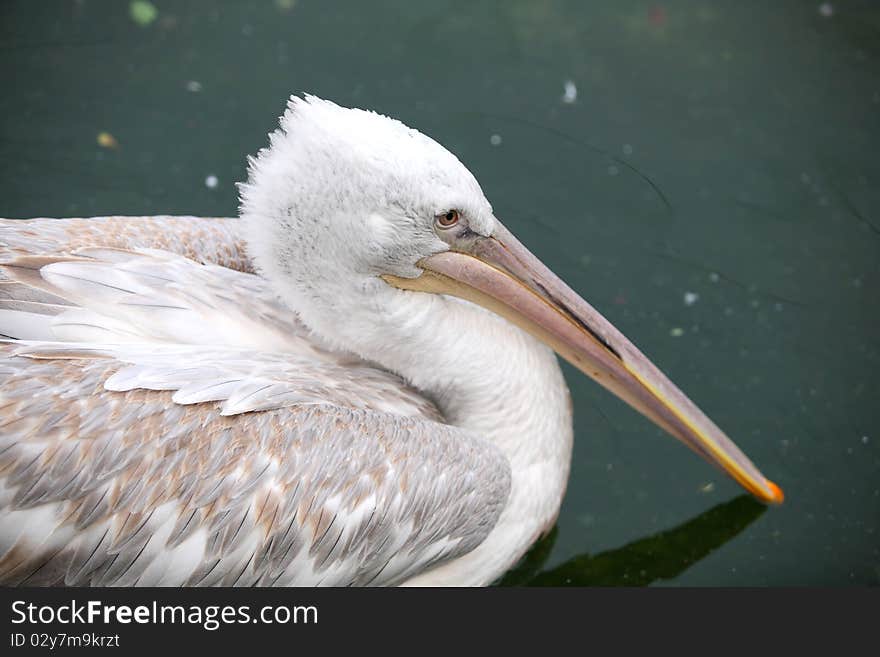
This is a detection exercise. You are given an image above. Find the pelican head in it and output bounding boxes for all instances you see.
[240,95,783,505]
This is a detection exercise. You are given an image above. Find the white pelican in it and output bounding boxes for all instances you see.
[0,96,782,587]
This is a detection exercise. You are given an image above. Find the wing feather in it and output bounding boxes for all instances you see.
[0,216,249,272]
[0,349,510,586]
[0,217,512,586]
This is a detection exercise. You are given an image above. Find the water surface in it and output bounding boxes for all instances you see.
[2,0,878,585]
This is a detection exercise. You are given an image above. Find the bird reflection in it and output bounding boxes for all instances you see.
[499,496,766,586]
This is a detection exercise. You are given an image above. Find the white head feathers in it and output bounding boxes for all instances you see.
[239,95,495,352]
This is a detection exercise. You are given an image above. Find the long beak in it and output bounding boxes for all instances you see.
[384,221,783,504]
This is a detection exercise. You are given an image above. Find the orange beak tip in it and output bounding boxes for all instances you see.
[766,480,785,505]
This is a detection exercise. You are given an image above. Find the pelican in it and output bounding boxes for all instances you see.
[0,96,782,587]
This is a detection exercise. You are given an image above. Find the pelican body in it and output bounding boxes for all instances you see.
[0,96,781,586]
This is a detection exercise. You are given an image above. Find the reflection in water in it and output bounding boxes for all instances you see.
[500,496,766,586]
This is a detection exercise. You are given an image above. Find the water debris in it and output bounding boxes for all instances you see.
[622,144,633,156]
[561,80,577,104]
[275,0,297,10]
[863,436,870,445]
[700,482,716,494]
[129,1,158,27]
[708,272,720,283]
[683,291,699,306]
[670,327,685,337]
[649,5,668,28]
[818,3,834,18]
[96,132,118,149]
[489,134,502,146]
[473,111,673,215]
[205,175,219,189]
[607,165,619,176]
[185,80,203,93]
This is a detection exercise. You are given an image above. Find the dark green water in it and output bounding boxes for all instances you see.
[2,0,878,585]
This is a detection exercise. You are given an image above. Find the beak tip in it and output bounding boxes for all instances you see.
[765,480,785,505]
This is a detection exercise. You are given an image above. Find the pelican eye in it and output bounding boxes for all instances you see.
[435,209,460,228]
